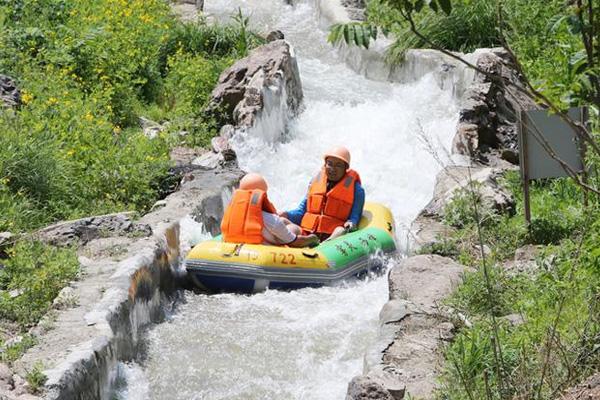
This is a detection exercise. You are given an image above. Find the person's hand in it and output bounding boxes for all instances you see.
[307,234,320,247]
[343,221,355,232]
[278,211,288,218]
[325,226,346,241]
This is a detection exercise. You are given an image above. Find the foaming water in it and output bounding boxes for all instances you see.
[142,266,392,400]
[125,0,459,398]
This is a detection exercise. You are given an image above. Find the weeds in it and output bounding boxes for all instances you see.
[25,361,47,393]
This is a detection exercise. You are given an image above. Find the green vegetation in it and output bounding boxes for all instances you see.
[0,0,260,352]
[437,176,600,399]
[330,0,600,398]
[25,361,48,393]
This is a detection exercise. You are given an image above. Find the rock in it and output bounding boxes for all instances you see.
[219,124,235,139]
[389,255,465,307]
[352,255,465,399]
[169,147,205,168]
[207,40,303,129]
[409,214,456,253]
[502,313,525,327]
[266,30,284,42]
[502,244,543,276]
[0,75,21,109]
[150,200,167,212]
[8,289,23,299]
[18,394,41,400]
[0,232,13,258]
[452,48,538,165]
[210,136,231,153]
[0,363,13,386]
[52,286,78,310]
[341,0,366,21]
[561,373,600,400]
[139,117,164,139]
[346,375,395,400]
[421,165,515,219]
[192,152,223,169]
[35,212,149,246]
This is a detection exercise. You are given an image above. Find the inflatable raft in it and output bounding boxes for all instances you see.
[185,202,396,293]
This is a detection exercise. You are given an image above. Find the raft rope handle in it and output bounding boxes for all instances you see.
[302,251,319,258]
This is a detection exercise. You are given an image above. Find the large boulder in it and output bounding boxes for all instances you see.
[452,48,538,165]
[207,40,303,130]
[421,165,515,219]
[0,75,21,109]
[350,255,466,399]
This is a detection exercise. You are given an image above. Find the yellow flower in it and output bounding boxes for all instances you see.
[66,149,76,156]
[47,97,58,106]
[21,92,33,104]
[84,112,94,122]
[113,126,122,134]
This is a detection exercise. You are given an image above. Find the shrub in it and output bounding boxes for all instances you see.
[0,240,78,327]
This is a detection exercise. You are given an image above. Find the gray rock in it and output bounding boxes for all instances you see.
[266,30,284,42]
[389,255,465,307]
[0,363,13,386]
[192,152,224,169]
[341,0,366,21]
[421,165,515,219]
[352,255,465,399]
[452,49,538,165]
[346,375,395,400]
[52,287,78,310]
[169,147,205,168]
[502,313,525,327]
[35,212,150,246]
[502,244,543,276]
[138,117,164,139]
[208,40,303,129]
[210,136,231,153]
[0,75,21,109]
[0,232,13,258]
[409,214,456,253]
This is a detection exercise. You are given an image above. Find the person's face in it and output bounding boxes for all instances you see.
[324,157,347,183]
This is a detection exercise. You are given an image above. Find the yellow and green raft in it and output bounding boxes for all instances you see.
[185,202,397,293]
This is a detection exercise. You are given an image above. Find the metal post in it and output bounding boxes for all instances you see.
[581,107,589,208]
[519,110,532,225]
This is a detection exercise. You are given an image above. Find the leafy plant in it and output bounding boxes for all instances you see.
[328,22,379,49]
[25,361,47,393]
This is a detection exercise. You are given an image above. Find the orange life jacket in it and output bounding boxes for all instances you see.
[221,189,277,244]
[300,168,361,235]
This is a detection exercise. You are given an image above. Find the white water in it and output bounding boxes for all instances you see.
[118,0,460,398]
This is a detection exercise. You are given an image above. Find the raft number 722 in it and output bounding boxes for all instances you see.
[270,252,297,265]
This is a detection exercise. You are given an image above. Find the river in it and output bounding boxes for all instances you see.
[117,0,459,398]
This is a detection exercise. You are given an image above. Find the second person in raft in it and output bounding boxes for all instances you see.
[221,173,320,248]
[280,146,365,241]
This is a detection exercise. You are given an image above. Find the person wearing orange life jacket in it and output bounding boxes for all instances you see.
[280,146,365,241]
[221,173,320,247]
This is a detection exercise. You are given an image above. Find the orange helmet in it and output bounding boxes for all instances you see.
[239,173,268,192]
[323,146,351,166]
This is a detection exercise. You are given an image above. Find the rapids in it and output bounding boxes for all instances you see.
[118,0,459,398]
